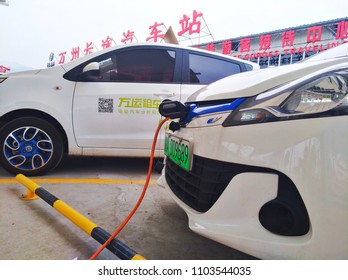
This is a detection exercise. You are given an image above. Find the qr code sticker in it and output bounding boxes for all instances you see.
[98,98,114,113]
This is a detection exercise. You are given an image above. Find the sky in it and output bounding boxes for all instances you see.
[1,0,348,70]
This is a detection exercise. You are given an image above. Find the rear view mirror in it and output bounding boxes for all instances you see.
[82,62,100,73]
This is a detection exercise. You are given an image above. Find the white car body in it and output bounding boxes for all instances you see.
[0,43,258,175]
[157,43,348,259]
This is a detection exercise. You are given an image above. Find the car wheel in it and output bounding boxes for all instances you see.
[0,117,64,176]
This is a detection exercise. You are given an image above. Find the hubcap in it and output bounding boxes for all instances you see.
[3,126,53,171]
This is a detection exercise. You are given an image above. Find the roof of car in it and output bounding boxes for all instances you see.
[59,42,258,72]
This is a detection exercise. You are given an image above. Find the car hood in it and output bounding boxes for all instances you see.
[1,65,65,80]
[188,57,348,102]
[1,68,42,78]
[303,41,348,61]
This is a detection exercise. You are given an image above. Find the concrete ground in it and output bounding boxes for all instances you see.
[0,156,256,260]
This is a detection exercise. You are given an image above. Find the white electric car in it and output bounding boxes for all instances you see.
[0,43,258,176]
[158,43,348,259]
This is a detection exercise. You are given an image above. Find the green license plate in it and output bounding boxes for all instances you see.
[164,133,192,171]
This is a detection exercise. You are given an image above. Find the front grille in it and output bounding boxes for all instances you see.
[165,155,275,213]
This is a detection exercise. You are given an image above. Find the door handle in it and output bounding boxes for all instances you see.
[154,91,176,98]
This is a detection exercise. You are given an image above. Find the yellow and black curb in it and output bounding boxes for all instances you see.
[16,174,146,260]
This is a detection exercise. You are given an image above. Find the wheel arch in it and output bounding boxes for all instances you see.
[0,109,69,154]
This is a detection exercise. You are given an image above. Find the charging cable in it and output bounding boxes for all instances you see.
[89,117,170,260]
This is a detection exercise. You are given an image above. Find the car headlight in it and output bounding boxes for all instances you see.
[223,70,348,126]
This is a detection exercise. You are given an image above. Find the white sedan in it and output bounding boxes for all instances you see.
[158,43,348,259]
[0,43,258,176]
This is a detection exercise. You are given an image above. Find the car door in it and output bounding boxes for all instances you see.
[70,46,182,151]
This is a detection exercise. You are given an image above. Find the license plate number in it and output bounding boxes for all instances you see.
[164,133,192,171]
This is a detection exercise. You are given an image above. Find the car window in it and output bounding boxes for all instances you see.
[69,48,177,83]
[97,49,175,83]
[245,63,254,71]
[188,53,242,84]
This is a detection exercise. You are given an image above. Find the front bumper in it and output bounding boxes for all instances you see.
[157,116,348,259]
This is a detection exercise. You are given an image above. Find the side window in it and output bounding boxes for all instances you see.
[98,49,176,83]
[188,53,241,84]
[245,64,254,71]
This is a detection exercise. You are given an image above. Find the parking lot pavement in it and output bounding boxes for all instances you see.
[0,156,256,260]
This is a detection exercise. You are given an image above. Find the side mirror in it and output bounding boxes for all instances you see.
[82,62,100,73]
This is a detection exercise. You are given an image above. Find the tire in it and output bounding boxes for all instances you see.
[0,117,64,176]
